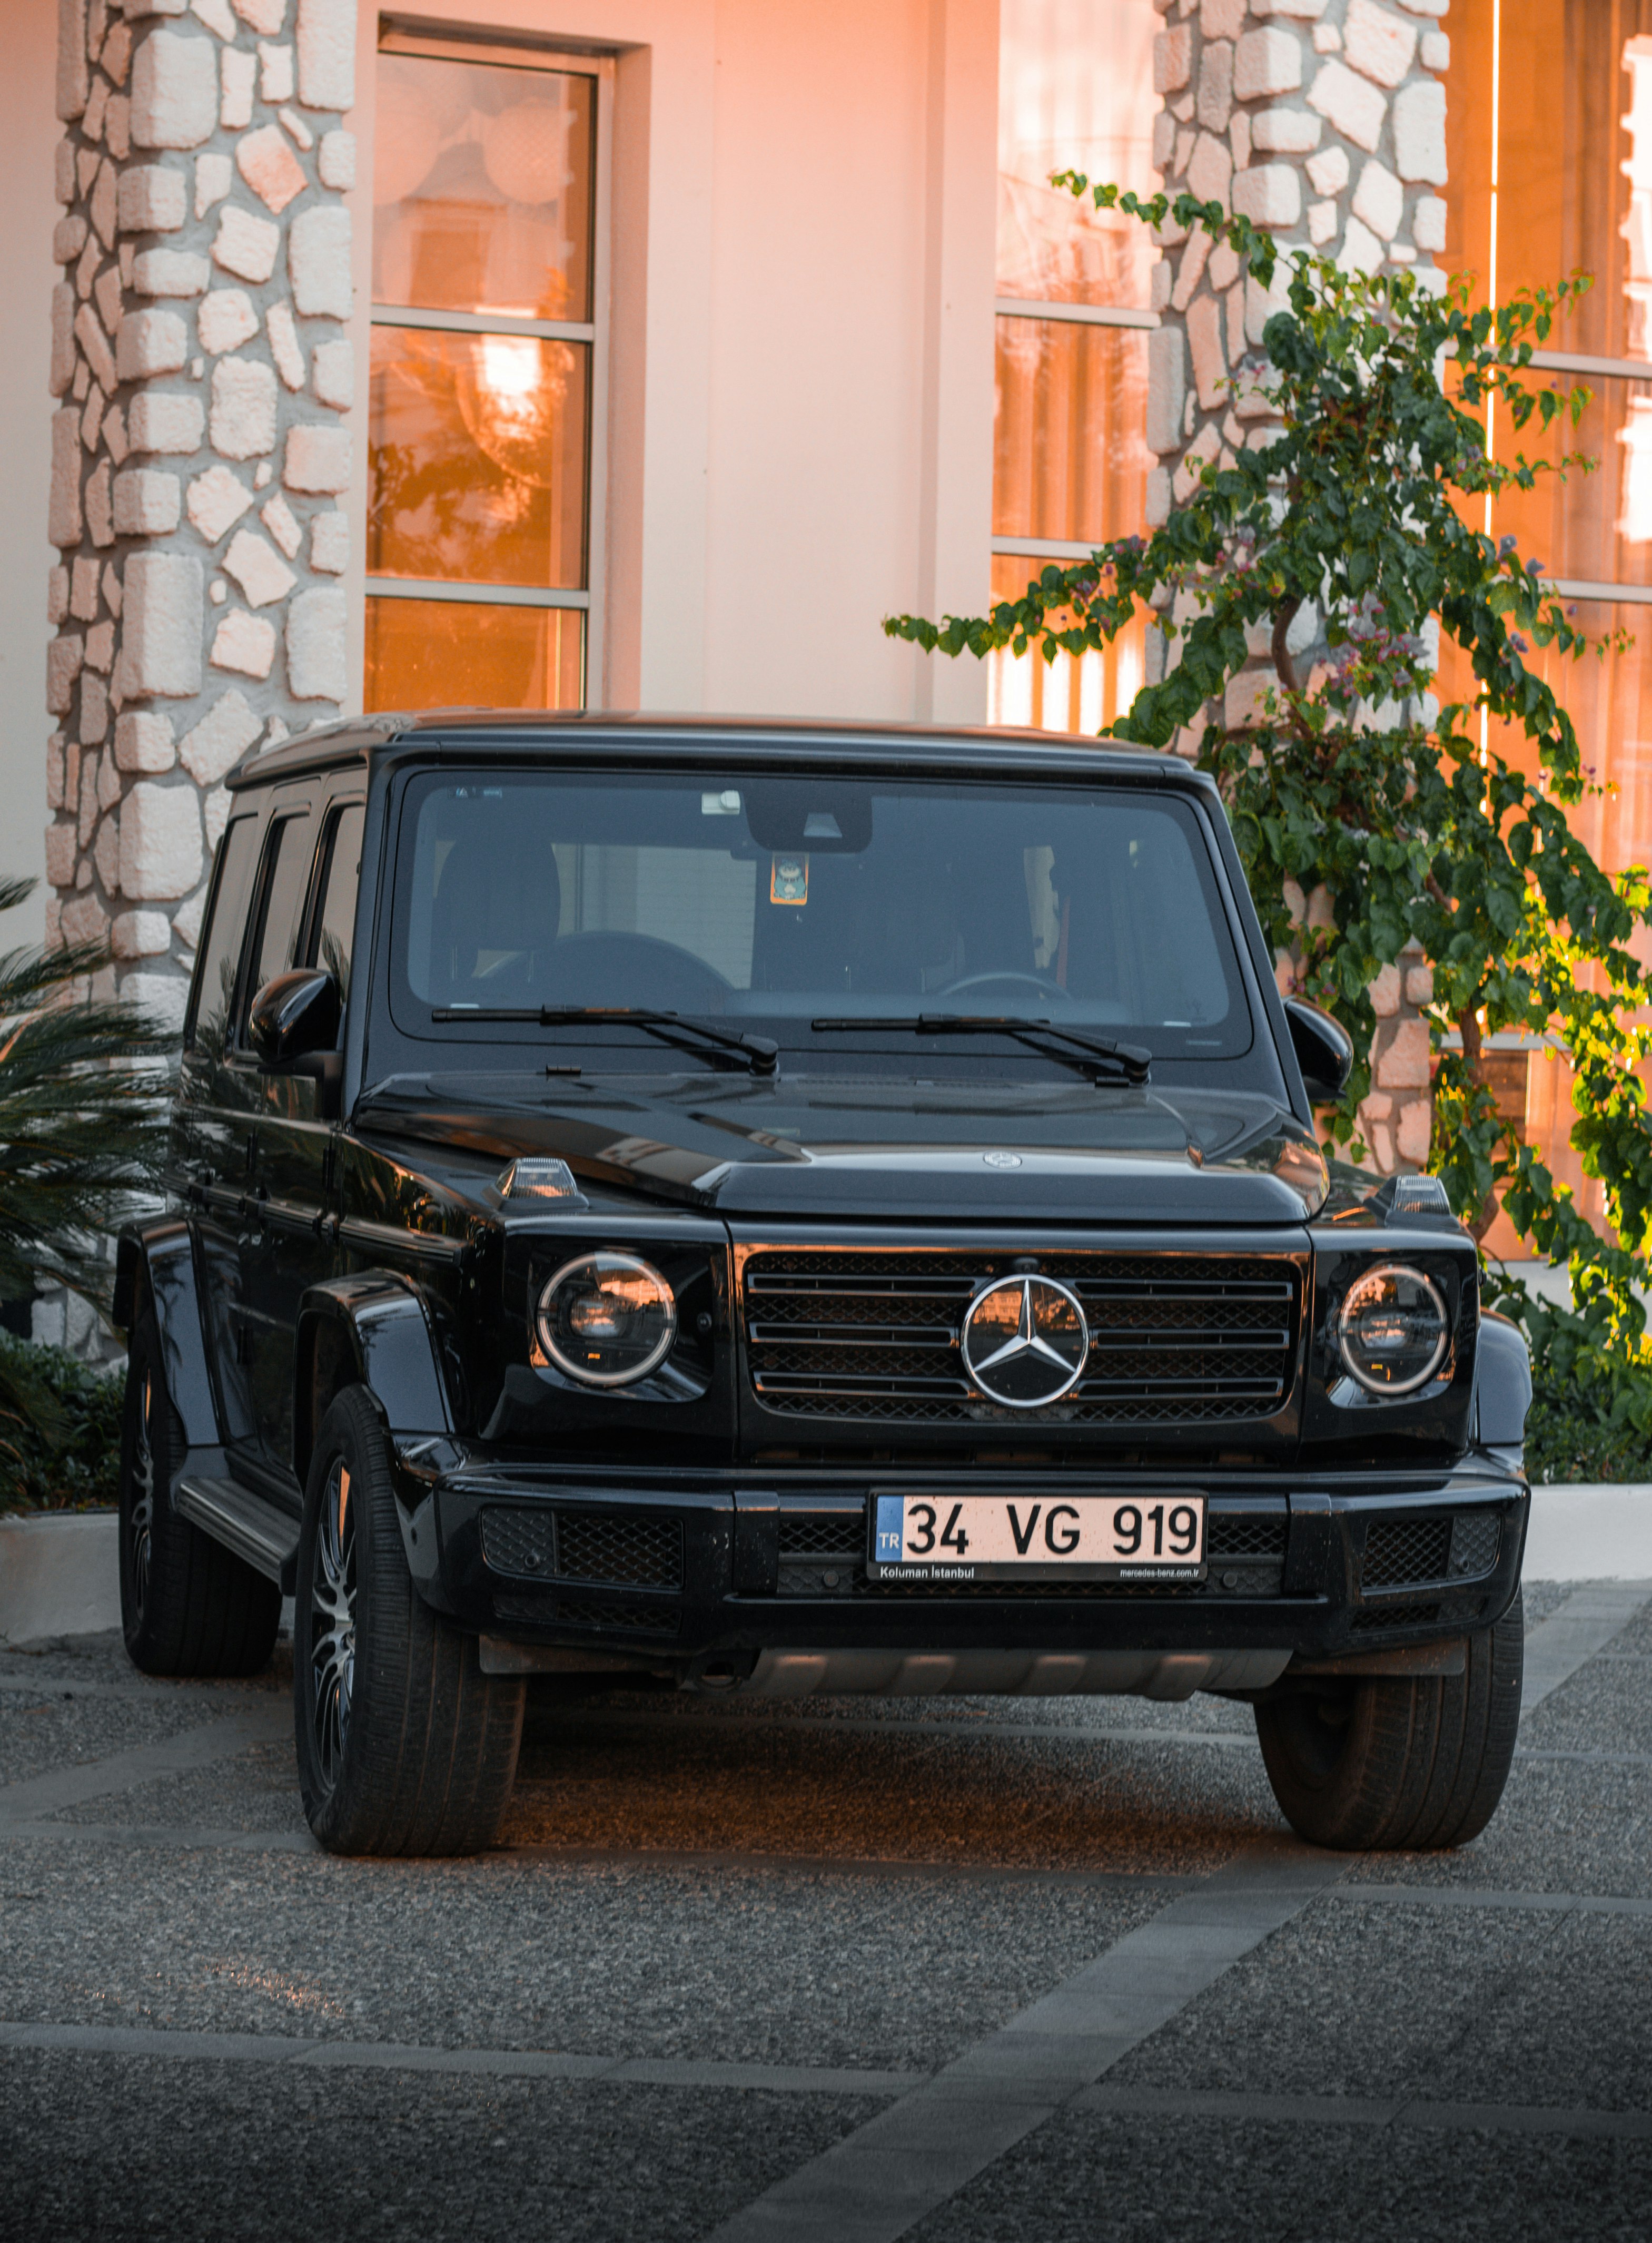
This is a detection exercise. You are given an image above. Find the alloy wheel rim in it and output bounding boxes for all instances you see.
[128,1371,155,1623]
[310,1460,357,1789]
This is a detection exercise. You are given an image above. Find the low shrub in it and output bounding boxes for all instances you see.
[0,1331,123,1514]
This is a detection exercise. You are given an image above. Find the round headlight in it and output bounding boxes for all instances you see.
[536,1253,677,1386]
[1337,1264,1450,1395]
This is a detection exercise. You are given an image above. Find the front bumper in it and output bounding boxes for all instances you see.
[394,1444,1529,1690]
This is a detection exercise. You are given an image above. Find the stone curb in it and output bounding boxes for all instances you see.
[2,1488,1649,1649]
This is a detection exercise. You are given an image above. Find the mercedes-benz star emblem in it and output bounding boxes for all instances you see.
[983,1151,1022,1169]
[960,1275,1089,1409]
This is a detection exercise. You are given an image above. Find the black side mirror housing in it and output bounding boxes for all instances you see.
[249,969,341,1074]
[1283,996,1355,1105]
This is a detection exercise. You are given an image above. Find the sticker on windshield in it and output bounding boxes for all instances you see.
[770,855,809,906]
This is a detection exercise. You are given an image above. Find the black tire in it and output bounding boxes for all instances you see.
[1255,1592,1524,1852]
[118,1293,281,1678]
[293,1386,524,1856]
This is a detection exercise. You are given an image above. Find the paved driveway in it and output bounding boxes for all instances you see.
[2,1580,1649,2241]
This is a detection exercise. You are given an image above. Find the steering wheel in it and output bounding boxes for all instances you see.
[933,971,1076,1007]
[546,932,734,1012]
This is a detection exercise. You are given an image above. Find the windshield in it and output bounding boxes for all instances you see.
[389,768,1252,1057]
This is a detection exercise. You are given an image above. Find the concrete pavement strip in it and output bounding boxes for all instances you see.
[1520,1580,1652,1710]
[1074,2083,1652,2140]
[0,1705,290,1834]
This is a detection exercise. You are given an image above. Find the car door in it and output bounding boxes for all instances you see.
[244,792,365,1493]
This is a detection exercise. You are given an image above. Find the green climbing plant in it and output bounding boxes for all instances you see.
[887,183,1652,1470]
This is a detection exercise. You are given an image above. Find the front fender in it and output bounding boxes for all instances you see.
[1472,1309,1533,1451]
[114,1222,221,1451]
[293,1271,453,1487]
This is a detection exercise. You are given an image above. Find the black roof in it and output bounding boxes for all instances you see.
[224,708,1210,796]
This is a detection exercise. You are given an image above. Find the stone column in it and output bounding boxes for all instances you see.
[1149,0,1447,1175]
[45,0,358,1029]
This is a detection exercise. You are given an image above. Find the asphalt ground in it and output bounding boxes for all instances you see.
[1,1579,1649,2242]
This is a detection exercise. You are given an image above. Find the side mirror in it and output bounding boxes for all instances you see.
[1283,996,1354,1105]
[249,968,341,1070]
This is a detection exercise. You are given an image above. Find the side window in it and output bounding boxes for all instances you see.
[237,813,316,1043]
[308,802,365,1004]
[185,815,260,1056]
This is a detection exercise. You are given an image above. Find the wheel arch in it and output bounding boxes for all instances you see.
[114,1221,221,1451]
[293,1272,454,1489]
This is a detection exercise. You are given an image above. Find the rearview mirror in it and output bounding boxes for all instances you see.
[249,969,341,1070]
[1283,997,1354,1105]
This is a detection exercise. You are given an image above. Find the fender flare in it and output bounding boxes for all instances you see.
[1472,1308,1532,1449]
[114,1222,221,1451]
[293,1271,453,1488]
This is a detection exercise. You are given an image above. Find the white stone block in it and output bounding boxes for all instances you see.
[113,467,182,534]
[1230,111,1252,170]
[58,0,89,121]
[1146,326,1186,456]
[258,39,293,100]
[1198,41,1234,133]
[222,527,296,607]
[266,301,305,389]
[210,355,278,458]
[133,247,209,296]
[1394,1098,1431,1165]
[116,306,187,379]
[1307,59,1388,153]
[212,203,281,284]
[1153,110,1176,171]
[1188,291,1228,408]
[55,139,76,206]
[1352,158,1404,240]
[63,896,112,955]
[238,120,306,214]
[107,94,132,163]
[94,263,125,337]
[103,564,122,621]
[50,284,76,398]
[1251,107,1323,152]
[119,551,203,699]
[117,163,187,233]
[50,568,73,628]
[1404,962,1433,1005]
[54,213,88,265]
[1172,419,1221,503]
[286,584,346,700]
[131,28,218,149]
[120,780,203,899]
[50,410,82,548]
[127,389,204,452]
[179,686,261,783]
[195,149,231,218]
[172,883,209,949]
[1232,163,1302,226]
[1306,144,1351,196]
[47,635,83,718]
[1234,27,1302,99]
[1339,214,1384,272]
[204,786,233,850]
[280,104,314,149]
[1370,962,1401,1017]
[1309,198,1337,244]
[295,0,353,110]
[112,909,172,958]
[1224,668,1277,729]
[191,0,238,37]
[115,710,176,772]
[220,43,255,130]
[94,806,122,891]
[86,620,117,675]
[1245,265,1293,346]
[81,381,107,455]
[1412,194,1447,252]
[1314,22,1342,50]
[316,127,353,188]
[1374,1015,1429,1089]
[1186,131,1232,208]
[309,509,347,573]
[310,333,351,409]
[1201,0,1246,36]
[1252,0,1329,15]
[1420,29,1449,70]
[44,823,79,890]
[260,491,302,557]
[233,0,290,32]
[211,607,277,678]
[85,460,113,549]
[1172,231,1211,312]
[1154,25,1193,92]
[74,303,117,394]
[1342,0,1417,87]
[197,288,258,355]
[91,160,120,251]
[1393,78,1447,182]
[187,461,256,542]
[282,420,350,492]
[288,203,351,317]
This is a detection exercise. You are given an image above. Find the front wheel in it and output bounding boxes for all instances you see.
[293,1386,524,1856]
[1255,1593,1524,1851]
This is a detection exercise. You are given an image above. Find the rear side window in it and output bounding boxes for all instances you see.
[185,815,260,1055]
[308,801,365,1000]
[239,812,316,1037]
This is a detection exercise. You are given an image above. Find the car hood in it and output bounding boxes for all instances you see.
[355,1072,1330,1224]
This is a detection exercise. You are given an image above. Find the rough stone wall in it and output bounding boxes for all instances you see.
[1148,0,1446,1174]
[45,0,357,1033]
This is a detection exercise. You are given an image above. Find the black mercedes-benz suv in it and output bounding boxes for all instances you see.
[114,714,1531,1857]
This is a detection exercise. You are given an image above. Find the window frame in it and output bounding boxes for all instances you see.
[365,26,616,705]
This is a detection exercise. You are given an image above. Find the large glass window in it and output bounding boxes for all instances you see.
[991,0,1160,734]
[365,32,607,713]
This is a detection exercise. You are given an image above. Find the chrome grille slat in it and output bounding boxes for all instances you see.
[743,1248,1300,1427]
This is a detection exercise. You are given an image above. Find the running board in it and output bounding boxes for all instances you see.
[175,1475,300,1592]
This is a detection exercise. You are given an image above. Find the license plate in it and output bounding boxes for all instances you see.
[867,1493,1206,1583]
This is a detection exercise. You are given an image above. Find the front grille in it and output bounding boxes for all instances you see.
[1350,1601,1441,1631]
[1210,1512,1289,1560]
[743,1250,1300,1427]
[1450,1513,1500,1578]
[480,1505,684,1590]
[778,1514,866,1557]
[1362,1515,1452,1589]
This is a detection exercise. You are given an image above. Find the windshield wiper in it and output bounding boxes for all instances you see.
[429,1006,779,1076]
[810,1014,1151,1085]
